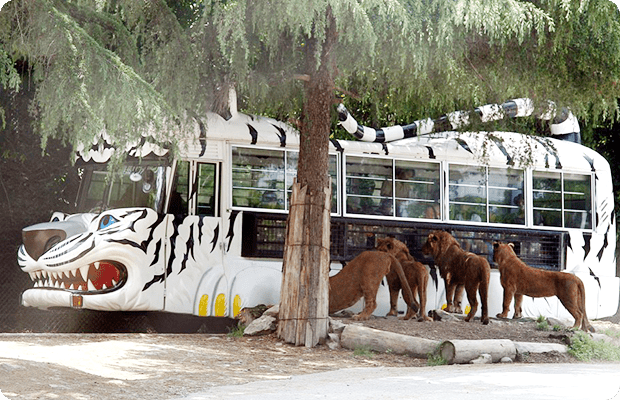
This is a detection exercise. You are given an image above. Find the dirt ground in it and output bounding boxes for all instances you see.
[1,311,620,400]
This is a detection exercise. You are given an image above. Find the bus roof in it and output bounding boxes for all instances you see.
[77,110,608,174]
[331,130,606,173]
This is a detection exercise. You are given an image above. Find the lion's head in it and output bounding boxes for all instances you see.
[422,230,459,258]
[492,241,516,265]
[376,237,412,262]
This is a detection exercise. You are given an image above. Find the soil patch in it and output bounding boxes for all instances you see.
[1,312,619,400]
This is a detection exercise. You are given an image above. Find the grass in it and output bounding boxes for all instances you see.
[535,315,550,331]
[227,324,245,338]
[426,343,448,366]
[568,331,620,362]
[426,352,448,366]
[353,345,375,358]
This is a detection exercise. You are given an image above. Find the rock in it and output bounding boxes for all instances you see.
[429,309,461,322]
[590,333,613,343]
[469,354,492,364]
[500,356,514,363]
[243,315,277,336]
[263,304,279,318]
[326,333,341,350]
[546,317,572,329]
[329,318,346,334]
[236,304,274,326]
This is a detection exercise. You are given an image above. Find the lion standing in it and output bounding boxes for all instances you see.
[329,251,417,321]
[422,231,490,325]
[493,241,594,332]
[376,237,431,321]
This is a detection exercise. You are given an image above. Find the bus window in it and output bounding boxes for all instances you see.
[564,173,591,229]
[231,146,339,213]
[488,168,525,225]
[286,151,298,206]
[83,170,108,212]
[346,156,392,216]
[287,151,339,213]
[393,161,440,219]
[169,161,190,216]
[197,163,218,217]
[533,171,562,227]
[449,165,487,222]
[329,155,339,213]
[232,147,285,210]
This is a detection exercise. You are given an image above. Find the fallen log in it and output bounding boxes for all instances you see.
[340,324,439,358]
[513,341,567,354]
[439,339,516,364]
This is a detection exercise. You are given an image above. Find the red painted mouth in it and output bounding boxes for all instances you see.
[28,261,127,293]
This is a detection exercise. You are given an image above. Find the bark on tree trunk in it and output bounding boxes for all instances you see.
[277,8,336,347]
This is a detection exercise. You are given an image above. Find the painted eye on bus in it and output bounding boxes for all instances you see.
[98,215,119,230]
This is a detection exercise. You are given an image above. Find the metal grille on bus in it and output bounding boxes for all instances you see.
[241,212,566,272]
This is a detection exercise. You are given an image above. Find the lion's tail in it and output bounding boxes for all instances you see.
[479,266,490,325]
[390,255,418,314]
[578,278,595,333]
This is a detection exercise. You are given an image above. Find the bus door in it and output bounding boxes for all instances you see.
[164,160,226,317]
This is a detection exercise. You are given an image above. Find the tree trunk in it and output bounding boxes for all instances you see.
[277,8,336,347]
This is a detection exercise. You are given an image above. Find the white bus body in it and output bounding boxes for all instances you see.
[18,107,618,323]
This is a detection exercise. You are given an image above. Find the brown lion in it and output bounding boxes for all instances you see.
[422,230,490,324]
[329,251,417,321]
[493,242,594,332]
[376,237,431,321]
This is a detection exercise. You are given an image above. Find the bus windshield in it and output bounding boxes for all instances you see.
[76,161,168,214]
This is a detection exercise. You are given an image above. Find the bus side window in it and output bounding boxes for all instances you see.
[197,163,217,217]
[169,161,190,216]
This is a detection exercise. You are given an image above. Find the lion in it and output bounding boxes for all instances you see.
[376,237,431,321]
[329,250,417,321]
[422,230,490,324]
[493,241,594,332]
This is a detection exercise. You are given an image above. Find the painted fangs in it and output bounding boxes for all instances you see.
[79,265,89,281]
[28,261,123,293]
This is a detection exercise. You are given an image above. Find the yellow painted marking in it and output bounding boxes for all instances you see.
[198,294,209,316]
[215,293,226,317]
[233,295,242,317]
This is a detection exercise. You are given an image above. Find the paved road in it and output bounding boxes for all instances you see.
[174,363,620,400]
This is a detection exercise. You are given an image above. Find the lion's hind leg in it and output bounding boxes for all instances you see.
[512,293,523,319]
[463,282,479,323]
[385,271,401,317]
[352,276,384,321]
[353,288,379,321]
[417,273,432,322]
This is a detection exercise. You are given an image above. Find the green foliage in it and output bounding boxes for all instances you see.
[2,0,620,162]
[0,0,208,164]
[353,345,375,358]
[568,331,620,362]
[227,323,246,338]
[535,315,551,331]
[427,352,448,366]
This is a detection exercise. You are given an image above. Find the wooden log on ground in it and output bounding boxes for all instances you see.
[340,324,439,358]
[439,339,516,364]
[513,341,567,354]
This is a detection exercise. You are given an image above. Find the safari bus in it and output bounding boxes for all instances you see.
[17,98,619,327]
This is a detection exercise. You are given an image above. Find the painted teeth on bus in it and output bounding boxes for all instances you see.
[17,99,618,324]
